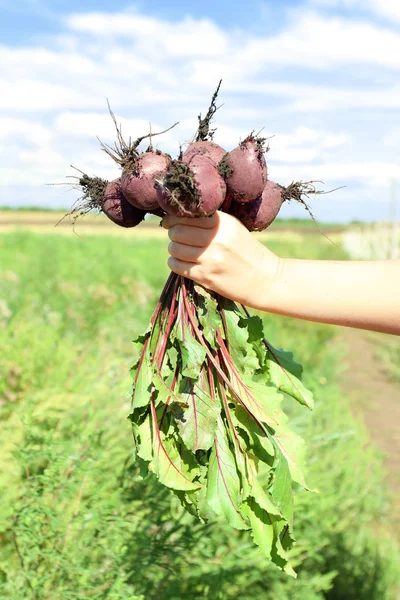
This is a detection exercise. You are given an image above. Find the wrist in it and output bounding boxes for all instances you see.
[246,247,284,312]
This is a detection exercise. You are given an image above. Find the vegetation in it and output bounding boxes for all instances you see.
[0,229,398,599]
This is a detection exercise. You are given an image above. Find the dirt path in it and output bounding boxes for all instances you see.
[339,328,400,532]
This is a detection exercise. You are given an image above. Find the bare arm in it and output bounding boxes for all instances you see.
[162,211,400,336]
[266,257,400,335]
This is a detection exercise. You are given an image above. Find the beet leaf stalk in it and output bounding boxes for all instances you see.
[129,275,314,577]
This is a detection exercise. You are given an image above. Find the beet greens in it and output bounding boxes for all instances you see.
[130,274,313,577]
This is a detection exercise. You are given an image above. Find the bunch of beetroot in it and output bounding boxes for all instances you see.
[63,83,322,577]
[66,82,320,231]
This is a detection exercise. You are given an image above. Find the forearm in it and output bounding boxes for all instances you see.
[261,258,400,335]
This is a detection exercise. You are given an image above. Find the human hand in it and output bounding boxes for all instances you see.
[162,211,281,310]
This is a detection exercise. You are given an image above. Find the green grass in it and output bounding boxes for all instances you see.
[0,231,398,599]
[268,217,346,231]
[373,335,400,383]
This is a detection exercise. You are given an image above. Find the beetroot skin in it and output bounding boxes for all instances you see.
[182,141,226,167]
[121,152,171,211]
[156,154,226,217]
[103,179,147,228]
[224,137,267,203]
[230,180,283,231]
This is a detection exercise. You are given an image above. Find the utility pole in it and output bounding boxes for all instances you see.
[390,179,398,259]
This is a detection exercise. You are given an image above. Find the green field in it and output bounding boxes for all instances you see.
[0,227,399,599]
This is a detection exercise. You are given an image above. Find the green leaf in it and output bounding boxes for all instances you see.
[166,344,178,369]
[149,401,201,491]
[240,497,279,560]
[267,345,314,410]
[176,325,207,380]
[223,309,259,374]
[133,413,153,462]
[132,327,151,350]
[152,369,181,406]
[234,405,274,461]
[206,416,248,530]
[138,456,150,479]
[271,528,297,578]
[230,374,285,431]
[241,496,296,577]
[172,489,205,521]
[249,476,282,517]
[272,423,309,490]
[245,315,264,343]
[176,376,220,452]
[195,286,222,349]
[268,444,294,528]
[131,351,153,409]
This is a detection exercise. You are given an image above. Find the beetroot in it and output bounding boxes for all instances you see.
[102,179,147,227]
[61,173,146,228]
[182,141,226,167]
[222,135,267,203]
[229,179,325,232]
[121,151,171,211]
[156,154,226,218]
[230,180,283,231]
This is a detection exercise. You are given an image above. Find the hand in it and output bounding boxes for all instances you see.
[162,211,281,310]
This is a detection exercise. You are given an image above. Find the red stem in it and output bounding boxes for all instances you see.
[180,284,270,435]
[214,352,245,454]
[156,276,179,369]
[216,329,279,427]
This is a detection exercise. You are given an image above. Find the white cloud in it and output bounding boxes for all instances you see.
[66,12,229,57]
[0,79,94,111]
[383,127,400,147]
[270,161,400,190]
[0,118,52,146]
[309,0,400,23]
[54,112,169,143]
[371,0,400,23]
[269,127,350,163]
[245,12,400,70]
[286,84,400,111]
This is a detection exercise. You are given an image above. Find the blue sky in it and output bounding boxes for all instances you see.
[1,0,400,221]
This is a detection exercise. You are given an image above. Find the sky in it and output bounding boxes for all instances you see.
[1,0,400,222]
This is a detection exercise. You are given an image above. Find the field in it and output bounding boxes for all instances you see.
[0,212,399,599]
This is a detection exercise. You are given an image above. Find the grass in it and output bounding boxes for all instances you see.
[371,333,400,383]
[0,229,399,599]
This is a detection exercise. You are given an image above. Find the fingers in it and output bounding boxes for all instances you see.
[167,256,203,280]
[162,213,219,230]
[167,224,214,247]
[168,241,203,263]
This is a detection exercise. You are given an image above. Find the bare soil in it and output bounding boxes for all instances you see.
[339,327,400,533]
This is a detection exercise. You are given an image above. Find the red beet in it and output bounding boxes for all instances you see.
[222,136,267,203]
[102,179,147,228]
[182,141,226,167]
[230,180,283,231]
[121,151,171,211]
[156,155,226,218]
